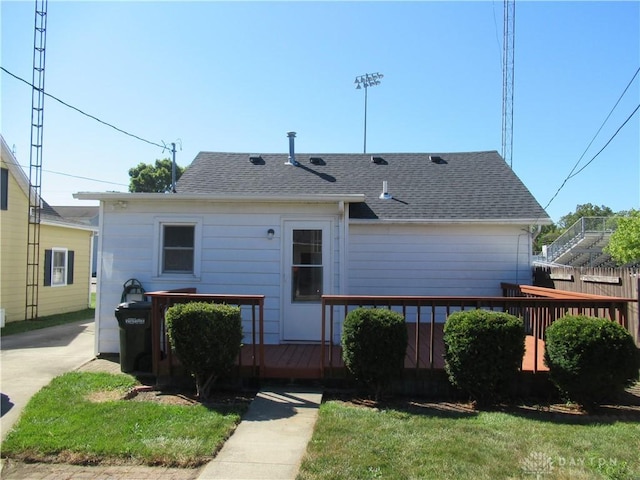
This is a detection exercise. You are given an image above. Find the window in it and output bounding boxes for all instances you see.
[291,229,323,302]
[1,167,8,210]
[44,248,74,287]
[153,218,201,278]
[162,225,195,274]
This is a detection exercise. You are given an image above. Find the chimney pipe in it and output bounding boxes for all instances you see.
[286,131,299,166]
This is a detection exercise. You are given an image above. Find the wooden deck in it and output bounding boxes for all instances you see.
[147,288,631,381]
[239,323,548,380]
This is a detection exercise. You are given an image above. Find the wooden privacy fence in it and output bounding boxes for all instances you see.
[146,289,265,378]
[533,266,639,346]
[321,293,634,375]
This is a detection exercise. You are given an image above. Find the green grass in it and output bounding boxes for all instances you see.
[1,307,95,337]
[1,372,245,467]
[298,401,640,480]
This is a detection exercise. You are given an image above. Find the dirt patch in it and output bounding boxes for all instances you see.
[85,385,254,408]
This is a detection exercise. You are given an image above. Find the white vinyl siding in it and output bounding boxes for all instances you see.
[95,200,341,353]
[348,223,531,298]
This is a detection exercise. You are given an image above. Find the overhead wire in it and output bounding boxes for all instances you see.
[1,66,165,150]
[35,165,128,187]
[541,66,640,212]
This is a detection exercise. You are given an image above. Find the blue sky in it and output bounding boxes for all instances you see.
[1,1,638,223]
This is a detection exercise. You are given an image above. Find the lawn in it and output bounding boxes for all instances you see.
[1,305,95,337]
[298,400,640,480]
[1,372,246,467]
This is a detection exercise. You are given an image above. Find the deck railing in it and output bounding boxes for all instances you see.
[145,287,633,379]
[146,289,265,378]
[321,291,633,375]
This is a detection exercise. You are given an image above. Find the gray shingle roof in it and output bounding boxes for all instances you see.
[176,151,549,221]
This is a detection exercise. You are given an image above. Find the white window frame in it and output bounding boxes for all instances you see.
[51,248,68,287]
[152,217,202,280]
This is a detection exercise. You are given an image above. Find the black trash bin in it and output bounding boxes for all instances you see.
[115,301,152,373]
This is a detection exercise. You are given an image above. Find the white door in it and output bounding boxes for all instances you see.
[283,221,331,341]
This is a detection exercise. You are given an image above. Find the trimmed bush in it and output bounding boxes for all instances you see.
[165,302,243,400]
[341,307,408,399]
[443,309,525,405]
[544,315,639,409]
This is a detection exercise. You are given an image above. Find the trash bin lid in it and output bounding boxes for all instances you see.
[115,301,152,311]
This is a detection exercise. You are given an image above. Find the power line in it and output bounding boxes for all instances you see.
[542,102,640,212]
[1,65,165,150]
[39,166,129,187]
[541,66,640,213]
[567,103,640,180]
[559,66,640,184]
[6,156,129,187]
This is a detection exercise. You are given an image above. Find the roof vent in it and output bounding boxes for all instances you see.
[249,155,264,165]
[309,156,325,165]
[379,180,392,200]
[371,156,386,164]
[285,131,299,166]
[429,155,446,164]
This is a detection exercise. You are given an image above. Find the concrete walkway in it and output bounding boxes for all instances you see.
[0,322,323,479]
[198,387,323,480]
[1,319,95,441]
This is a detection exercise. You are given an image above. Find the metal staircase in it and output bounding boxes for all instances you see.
[544,217,617,267]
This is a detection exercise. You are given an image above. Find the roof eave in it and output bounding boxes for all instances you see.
[40,217,98,232]
[73,192,366,203]
[350,217,553,225]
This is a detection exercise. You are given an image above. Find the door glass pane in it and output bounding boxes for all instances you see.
[292,229,323,302]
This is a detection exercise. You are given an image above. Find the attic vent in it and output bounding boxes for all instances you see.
[379,180,392,200]
[371,156,386,164]
[249,155,264,165]
[429,155,446,164]
[309,157,325,165]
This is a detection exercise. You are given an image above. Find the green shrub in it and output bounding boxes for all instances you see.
[165,302,243,400]
[443,309,525,405]
[341,307,408,399]
[544,315,639,409]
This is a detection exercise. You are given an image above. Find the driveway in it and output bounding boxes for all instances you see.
[1,320,95,440]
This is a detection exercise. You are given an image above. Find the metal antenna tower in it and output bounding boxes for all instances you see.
[502,0,515,169]
[25,0,48,320]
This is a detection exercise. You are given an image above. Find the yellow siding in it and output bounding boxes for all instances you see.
[0,156,93,322]
[0,157,29,322]
[37,224,93,317]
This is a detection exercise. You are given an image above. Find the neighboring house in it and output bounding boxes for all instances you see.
[0,136,96,325]
[76,133,551,354]
[51,206,100,275]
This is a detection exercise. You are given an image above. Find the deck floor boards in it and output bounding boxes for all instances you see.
[238,323,548,379]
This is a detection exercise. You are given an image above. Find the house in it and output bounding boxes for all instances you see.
[51,205,100,276]
[76,133,551,354]
[0,136,96,325]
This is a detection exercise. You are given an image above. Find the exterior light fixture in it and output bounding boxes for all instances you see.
[354,72,384,153]
[267,228,275,240]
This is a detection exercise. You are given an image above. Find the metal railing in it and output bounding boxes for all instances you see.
[546,216,617,262]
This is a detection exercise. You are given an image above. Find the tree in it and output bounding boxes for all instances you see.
[533,224,561,254]
[605,209,640,265]
[128,158,185,193]
[558,203,614,229]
